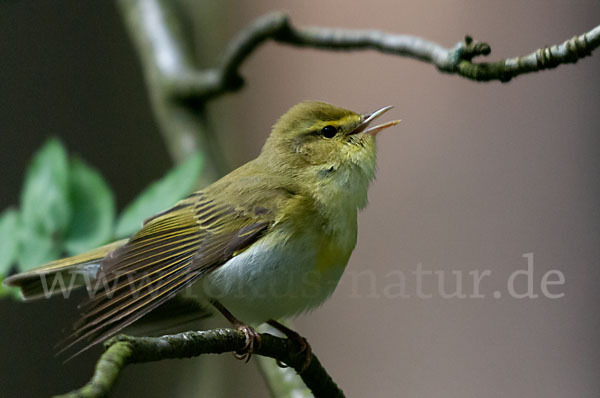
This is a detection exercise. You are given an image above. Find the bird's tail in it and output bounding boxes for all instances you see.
[3,239,128,301]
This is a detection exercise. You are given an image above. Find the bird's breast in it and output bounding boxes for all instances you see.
[199,216,357,323]
[314,224,356,273]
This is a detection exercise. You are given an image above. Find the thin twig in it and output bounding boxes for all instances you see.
[53,328,344,398]
[116,0,600,181]
[166,12,600,101]
[117,3,600,171]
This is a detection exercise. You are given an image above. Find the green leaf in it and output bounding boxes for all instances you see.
[115,153,203,238]
[20,138,70,237]
[0,208,20,276]
[18,138,70,270]
[64,158,115,255]
[17,228,61,271]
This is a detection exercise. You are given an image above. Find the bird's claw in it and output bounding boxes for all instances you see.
[277,334,312,372]
[234,324,261,363]
[292,335,312,372]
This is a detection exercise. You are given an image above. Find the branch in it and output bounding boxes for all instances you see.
[116,0,227,182]
[53,328,344,398]
[168,12,600,102]
[117,2,599,172]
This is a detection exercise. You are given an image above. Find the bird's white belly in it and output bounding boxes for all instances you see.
[197,229,350,323]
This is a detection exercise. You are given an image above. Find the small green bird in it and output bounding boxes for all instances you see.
[5,101,399,365]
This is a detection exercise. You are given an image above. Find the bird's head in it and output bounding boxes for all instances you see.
[260,101,399,209]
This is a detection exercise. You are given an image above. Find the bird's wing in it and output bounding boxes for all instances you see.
[59,187,281,357]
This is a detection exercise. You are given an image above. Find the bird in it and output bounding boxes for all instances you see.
[4,101,400,367]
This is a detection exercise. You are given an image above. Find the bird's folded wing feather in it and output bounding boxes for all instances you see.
[59,188,278,357]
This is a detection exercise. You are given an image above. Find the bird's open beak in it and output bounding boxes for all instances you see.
[349,105,401,136]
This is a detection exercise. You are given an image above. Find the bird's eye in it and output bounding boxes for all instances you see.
[321,125,337,138]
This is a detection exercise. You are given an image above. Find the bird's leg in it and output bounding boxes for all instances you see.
[210,300,261,362]
[267,319,312,372]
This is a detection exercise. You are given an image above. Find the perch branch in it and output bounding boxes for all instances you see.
[54,328,343,398]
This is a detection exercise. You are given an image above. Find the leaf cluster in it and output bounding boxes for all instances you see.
[0,139,203,297]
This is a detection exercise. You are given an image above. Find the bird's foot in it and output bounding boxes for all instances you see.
[233,322,262,363]
[268,320,312,372]
[210,300,262,363]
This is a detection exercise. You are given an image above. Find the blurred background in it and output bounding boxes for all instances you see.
[1,0,599,397]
